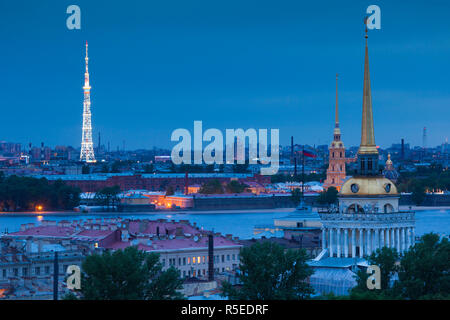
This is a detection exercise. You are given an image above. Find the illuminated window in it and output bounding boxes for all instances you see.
[193,257,196,264]
[187,257,190,264]
[197,256,201,264]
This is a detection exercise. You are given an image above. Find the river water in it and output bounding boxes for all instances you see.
[0,209,449,240]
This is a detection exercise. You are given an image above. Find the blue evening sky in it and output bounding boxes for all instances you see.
[1,0,449,150]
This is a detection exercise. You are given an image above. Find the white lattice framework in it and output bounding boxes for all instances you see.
[80,41,96,163]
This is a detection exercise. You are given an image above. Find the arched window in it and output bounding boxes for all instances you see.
[347,204,364,213]
[384,203,394,213]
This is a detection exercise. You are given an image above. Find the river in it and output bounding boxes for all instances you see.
[0,209,449,240]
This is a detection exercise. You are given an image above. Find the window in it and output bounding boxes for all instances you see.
[202,256,205,263]
[187,257,190,264]
[35,267,40,276]
[183,257,186,266]
[45,266,50,274]
[197,256,201,264]
[221,255,225,263]
[178,258,181,265]
[14,268,18,277]
[193,257,196,264]
[232,254,235,260]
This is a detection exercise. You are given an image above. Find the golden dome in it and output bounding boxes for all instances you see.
[340,176,398,196]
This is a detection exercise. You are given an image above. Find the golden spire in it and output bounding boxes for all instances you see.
[358,18,378,155]
[335,73,339,127]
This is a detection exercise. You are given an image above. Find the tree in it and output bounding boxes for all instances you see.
[221,242,314,300]
[143,164,154,173]
[225,180,248,194]
[350,247,399,299]
[79,246,184,300]
[317,187,338,205]
[233,164,250,173]
[290,188,302,205]
[199,179,224,194]
[393,233,450,299]
[411,185,426,206]
[94,186,121,210]
[0,175,80,211]
[82,165,90,174]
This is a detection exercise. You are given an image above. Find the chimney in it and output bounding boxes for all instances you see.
[208,233,214,281]
[401,138,405,159]
[291,136,294,164]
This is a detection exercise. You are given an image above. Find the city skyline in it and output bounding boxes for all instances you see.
[1,1,450,150]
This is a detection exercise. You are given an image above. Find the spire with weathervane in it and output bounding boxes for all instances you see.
[323,73,347,191]
[357,18,379,176]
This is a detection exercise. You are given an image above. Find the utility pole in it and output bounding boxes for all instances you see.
[53,251,59,300]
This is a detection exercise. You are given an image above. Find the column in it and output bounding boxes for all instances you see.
[336,228,341,258]
[395,228,400,253]
[344,229,349,257]
[401,228,406,254]
[351,228,356,258]
[406,227,410,250]
[329,228,334,257]
[375,229,380,252]
[389,228,393,248]
[380,228,385,248]
[359,228,364,258]
[322,228,326,250]
[367,229,372,256]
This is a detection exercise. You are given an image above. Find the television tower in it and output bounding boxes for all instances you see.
[80,41,96,162]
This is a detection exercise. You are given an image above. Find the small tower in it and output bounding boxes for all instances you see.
[80,41,96,163]
[323,74,347,191]
[383,153,399,183]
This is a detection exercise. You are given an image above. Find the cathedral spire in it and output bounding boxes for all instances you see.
[358,18,378,155]
[335,73,339,128]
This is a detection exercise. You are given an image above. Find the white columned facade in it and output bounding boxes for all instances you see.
[406,227,410,249]
[359,229,364,258]
[380,228,385,248]
[351,229,356,258]
[401,227,406,253]
[395,228,400,252]
[329,228,334,257]
[336,228,341,258]
[344,229,348,257]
